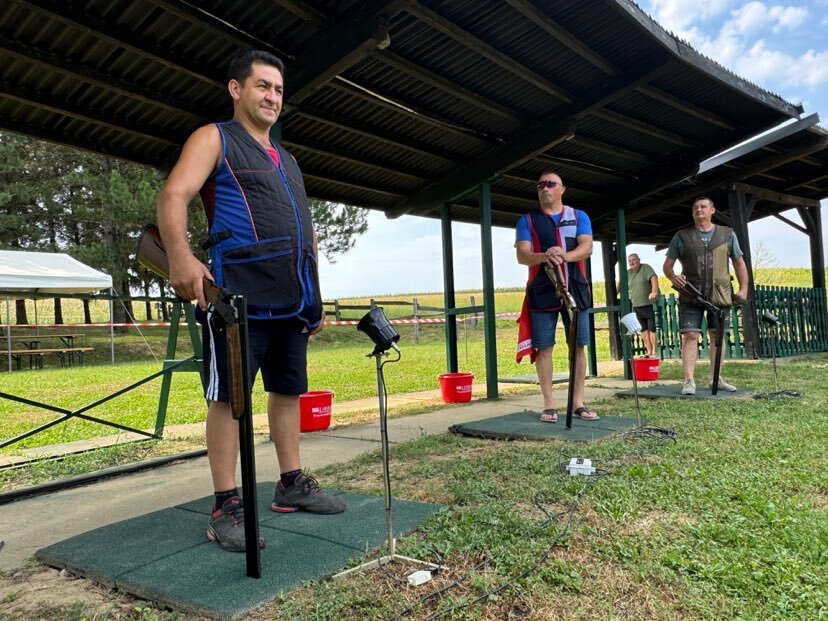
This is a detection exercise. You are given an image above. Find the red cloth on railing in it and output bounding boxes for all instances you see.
[516,295,536,364]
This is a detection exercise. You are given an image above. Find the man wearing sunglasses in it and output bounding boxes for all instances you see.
[515,172,597,423]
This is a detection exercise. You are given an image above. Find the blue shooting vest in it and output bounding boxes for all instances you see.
[526,206,591,311]
[199,120,322,326]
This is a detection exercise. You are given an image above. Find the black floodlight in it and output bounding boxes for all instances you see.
[761,311,780,326]
[357,307,400,355]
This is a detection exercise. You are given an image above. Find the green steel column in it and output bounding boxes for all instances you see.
[155,301,183,437]
[479,182,499,399]
[616,208,632,379]
[440,204,458,373]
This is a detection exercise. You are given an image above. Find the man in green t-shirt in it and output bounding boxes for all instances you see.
[626,254,660,357]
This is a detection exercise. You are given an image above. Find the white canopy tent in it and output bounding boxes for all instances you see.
[1,250,114,371]
[0,250,112,293]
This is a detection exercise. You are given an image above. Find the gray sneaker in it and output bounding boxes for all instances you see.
[681,379,696,395]
[710,377,737,392]
[271,473,346,514]
[206,496,265,552]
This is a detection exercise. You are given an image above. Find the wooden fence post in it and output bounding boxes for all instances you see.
[413,297,420,343]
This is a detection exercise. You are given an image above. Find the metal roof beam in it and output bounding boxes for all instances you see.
[326,79,498,143]
[591,109,698,147]
[772,212,808,234]
[13,0,225,88]
[637,85,734,130]
[287,13,392,105]
[386,61,671,218]
[0,38,208,121]
[371,50,524,123]
[0,82,180,145]
[270,0,331,27]
[295,107,462,162]
[536,154,638,180]
[503,0,618,75]
[283,139,429,182]
[301,172,406,198]
[149,0,293,59]
[405,3,573,102]
[625,137,828,221]
[784,173,828,192]
[699,114,820,173]
[569,135,656,164]
[729,182,821,209]
[0,118,165,168]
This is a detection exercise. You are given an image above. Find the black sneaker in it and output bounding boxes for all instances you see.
[206,496,265,552]
[271,473,346,514]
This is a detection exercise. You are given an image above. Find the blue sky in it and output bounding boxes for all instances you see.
[317,1,828,298]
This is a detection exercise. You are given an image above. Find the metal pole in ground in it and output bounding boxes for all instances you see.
[234,295,261,579]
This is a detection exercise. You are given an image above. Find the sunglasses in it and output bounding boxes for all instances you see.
[536,180,561,190]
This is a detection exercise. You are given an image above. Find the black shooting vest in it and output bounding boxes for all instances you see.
[199,120,322,325]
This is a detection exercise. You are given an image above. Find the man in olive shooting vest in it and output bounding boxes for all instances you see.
[662,197,749,396]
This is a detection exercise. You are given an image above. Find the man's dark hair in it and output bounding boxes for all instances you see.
[227,50,284,84]
[693,196,714,208]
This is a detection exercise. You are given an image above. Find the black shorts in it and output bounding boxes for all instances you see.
[633,305,656,332]
[202,312,310,402]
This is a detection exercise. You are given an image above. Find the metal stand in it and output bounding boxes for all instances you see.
[770,324,779,393]
[564,308,579,430]
[233,295,261,579]
[333,348,436,580]
[628,348,642,428]
[710,307,726,396]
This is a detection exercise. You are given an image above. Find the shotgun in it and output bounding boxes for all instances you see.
[545,262,579,428]
[137,224,246,419]
[671,279,727,395]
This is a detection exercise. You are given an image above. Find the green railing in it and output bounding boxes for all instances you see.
[625,286,827,360]
[754,286,828,357]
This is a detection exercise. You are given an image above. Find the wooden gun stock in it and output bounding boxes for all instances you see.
[137,224,230,314]
[137,224,246,419]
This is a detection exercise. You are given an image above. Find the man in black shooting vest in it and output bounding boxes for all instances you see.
[663,197,749,395]
[515,171,598,423]
[157,50,345,554]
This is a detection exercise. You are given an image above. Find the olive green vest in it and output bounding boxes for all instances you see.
[677,225,733,307]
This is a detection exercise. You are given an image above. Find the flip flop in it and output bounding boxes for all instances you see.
[574,406,599,421]
[539,408,558,423]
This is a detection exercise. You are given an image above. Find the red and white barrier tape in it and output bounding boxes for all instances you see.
[4,312,520,329]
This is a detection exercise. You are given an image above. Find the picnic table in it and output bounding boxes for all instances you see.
[3,334,92,369]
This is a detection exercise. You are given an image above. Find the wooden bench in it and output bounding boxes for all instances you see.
[7,347,94,369]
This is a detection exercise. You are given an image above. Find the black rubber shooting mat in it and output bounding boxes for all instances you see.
[36,483,442,620]
[615,383,754,400]
[449,410,641,442]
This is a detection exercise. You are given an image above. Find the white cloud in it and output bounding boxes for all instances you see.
[649,0,733,32]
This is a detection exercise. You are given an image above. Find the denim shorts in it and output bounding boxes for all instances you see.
[530,309,590,348]
[679,303,730,334]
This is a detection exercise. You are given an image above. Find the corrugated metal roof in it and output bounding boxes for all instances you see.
[1,0,824,239]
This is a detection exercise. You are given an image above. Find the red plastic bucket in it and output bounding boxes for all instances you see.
[632,357,660,381]
[299,390,333,432]
[438,372,475,403]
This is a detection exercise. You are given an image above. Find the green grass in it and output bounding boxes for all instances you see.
[3,355,827,619]
[0,320,611,452]
[275,354,828,621]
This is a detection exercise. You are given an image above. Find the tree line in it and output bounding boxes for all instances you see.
[0,132,368,326]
